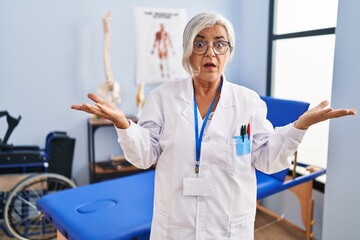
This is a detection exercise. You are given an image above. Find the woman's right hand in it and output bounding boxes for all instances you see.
[71,93,130,129]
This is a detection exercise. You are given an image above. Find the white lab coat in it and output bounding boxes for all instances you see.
[116,76,306,240]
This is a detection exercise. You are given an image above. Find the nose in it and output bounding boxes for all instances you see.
[205,44,215,57]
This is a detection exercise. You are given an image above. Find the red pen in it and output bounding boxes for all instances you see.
[247,123,250,140]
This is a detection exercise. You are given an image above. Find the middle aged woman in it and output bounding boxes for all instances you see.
[72,12,357,240]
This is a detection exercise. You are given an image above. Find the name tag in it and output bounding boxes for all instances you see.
[183,177,213,196]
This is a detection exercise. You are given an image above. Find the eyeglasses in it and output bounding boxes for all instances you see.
[193,41,231,55]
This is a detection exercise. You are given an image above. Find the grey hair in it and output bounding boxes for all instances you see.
[182,12,235,77]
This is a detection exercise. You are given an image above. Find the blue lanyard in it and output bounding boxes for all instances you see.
[193,80,223,174]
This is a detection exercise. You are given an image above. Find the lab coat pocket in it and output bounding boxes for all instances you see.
[151,203,169,239]
[227,138,252,176]
[227,212,255,240]
[233,136,251,155]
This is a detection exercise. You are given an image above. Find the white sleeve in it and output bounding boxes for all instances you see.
[115,92,163,169]
[251,98,307,174]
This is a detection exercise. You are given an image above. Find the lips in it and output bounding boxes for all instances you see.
[204,62,216,68]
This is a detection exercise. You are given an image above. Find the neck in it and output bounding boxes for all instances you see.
[193,77,222,119]
[193,77,222,98]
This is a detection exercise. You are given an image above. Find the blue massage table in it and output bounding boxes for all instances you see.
[36,96,326,240]
[37,170,155,240]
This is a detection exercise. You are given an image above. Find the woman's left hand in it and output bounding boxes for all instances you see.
[294,100,357,130]
[71,93,130,129]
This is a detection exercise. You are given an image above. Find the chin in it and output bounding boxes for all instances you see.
[202,72,221,79]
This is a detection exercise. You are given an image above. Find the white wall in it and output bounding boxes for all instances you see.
[0,0,268,185]
[322,0,360,239]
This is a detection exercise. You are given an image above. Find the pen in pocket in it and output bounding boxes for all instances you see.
[239,123,251,142]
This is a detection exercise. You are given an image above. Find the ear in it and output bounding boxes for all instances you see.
[191,64,201,77]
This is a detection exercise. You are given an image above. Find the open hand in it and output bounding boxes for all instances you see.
[294,100,357,130]
[71,93,130,129]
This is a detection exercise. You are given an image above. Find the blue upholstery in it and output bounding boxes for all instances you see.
[37,170,155,240]
[260,96,309,129]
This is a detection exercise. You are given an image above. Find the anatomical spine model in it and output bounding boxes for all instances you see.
[97,11,121,105]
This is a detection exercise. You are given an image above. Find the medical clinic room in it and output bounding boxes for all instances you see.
[1,0,359,240]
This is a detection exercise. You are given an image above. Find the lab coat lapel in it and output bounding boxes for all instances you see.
[180,77,195,125]
[204,78,236,140]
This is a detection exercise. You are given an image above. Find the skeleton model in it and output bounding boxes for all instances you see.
[97,11,121,105]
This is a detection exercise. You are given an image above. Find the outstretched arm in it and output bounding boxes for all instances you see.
[294,100,357,130]
[71,93,130,129]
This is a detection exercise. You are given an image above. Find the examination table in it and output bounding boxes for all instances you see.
[37,170,154,240]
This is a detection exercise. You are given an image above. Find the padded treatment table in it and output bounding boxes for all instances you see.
[37,170,155,240]
[257,162,326,199]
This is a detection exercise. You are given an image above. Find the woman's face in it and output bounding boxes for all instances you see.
[190,24,230,84]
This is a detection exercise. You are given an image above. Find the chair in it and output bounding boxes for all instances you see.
[257,96,326,240]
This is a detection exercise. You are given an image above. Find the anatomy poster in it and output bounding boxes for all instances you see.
[134,7,187,84]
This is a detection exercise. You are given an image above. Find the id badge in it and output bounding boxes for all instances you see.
[183,177,213,196]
